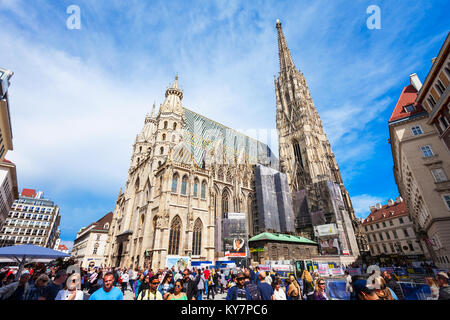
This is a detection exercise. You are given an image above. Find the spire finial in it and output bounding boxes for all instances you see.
[276,20,296,72]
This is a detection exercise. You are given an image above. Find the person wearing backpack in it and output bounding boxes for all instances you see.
[226,273,252,300]
[244,270,261,300]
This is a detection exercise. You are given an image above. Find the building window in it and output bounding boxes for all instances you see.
[404,104,415,112]
[160,147,164,155]
[411,126,423,136]
[222,190,229,218]
[435,80,446,95]
[379,233,384,241]
[193,179,199,198]
[443,195,450,210]
[389,220,393,226]
[393,230,398,239]
[421,145,434,157]
[192,219,202,256]
[427,95,437,108]
[370,225,374,231]
[173,123,177,130]
[171,174,179,193]
[201,181,207,199]
[181,176,188,195]
[399,217,404,224]
[168,216,182,255]
[292,140,304,168]
[162,134,166,141]
[164,121,168,129]
[382,222,386,228]
[389,243,395,252]
[439,115,449,132]
[376,223,379,229]
[431,168,448,183]
[403,229,409,237]
[386,232,391,240]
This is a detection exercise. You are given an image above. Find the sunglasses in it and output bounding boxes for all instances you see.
[237,277,245,281]
[151,282,160,285]
[319,283,325,285]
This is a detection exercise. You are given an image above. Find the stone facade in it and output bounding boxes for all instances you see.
[72,212,112,268]
[104,77,277,270]
[274,20,359,259]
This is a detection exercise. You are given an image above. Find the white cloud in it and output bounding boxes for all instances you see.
[351,194,385,219]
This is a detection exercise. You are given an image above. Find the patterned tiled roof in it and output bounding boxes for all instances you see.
[182,108,278,168]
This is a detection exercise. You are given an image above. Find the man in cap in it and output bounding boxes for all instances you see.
[436,272,450,300]
[226,272,252,300]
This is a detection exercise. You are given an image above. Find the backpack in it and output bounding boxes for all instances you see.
[246,283,261,300]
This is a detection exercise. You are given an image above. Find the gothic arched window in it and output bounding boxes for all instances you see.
[171,173,179,193]
[168,216,182,255]
[222,190,229,219]
[201,181,207,199]
[173,122,177,130]
[164,121,168,129]
[181,175,188,195]
[193,178,199,198]
[162,133,166,141]
[293,140,304,168]
[192,219,203,256]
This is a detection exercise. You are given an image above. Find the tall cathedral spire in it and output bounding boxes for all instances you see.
[274,20,359,257]
[276,19,296,74]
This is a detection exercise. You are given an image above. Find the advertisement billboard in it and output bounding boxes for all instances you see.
[223,212,248,257]
[165,255,190,271]
[314,223,338,237]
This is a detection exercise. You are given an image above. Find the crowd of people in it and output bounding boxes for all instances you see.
[1,263,449,301]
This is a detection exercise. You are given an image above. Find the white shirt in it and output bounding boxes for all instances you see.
[55,289,84,300]
[273,288,287,300]
[121,273,129,282]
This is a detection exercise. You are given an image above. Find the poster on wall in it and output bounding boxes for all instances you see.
[223,212,248,257]
[319,237,342,255]
[165,255,190,271]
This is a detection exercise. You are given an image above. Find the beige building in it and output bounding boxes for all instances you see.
[362,198,428,263]
[0,159,18,230]
[72,212,112,268]
[389,71,450,268]
[0,68,14,162]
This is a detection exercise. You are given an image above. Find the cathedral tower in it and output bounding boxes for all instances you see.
[274,20,359,260]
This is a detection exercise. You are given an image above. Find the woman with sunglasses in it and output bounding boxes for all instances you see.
[158,272,174,300]
[313,278,328,300]
[168,280,188,300]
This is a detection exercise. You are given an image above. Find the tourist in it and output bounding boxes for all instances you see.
[382,270,404,300]
[375,277,397,300]
[313,278,328,300]
[226,272,252,300]
[137,275,163,300]
[196,270,206,300]
[0,272,31,300]
[25,274,49,300]
[345,271,353,294]
[181,269,200,300]
[134,274,144,299]
[213,269,220,294]
[129,268,138,292]
[137,274,150,298]
[272,279,287,300]
[352,277,381,300]
[89,272,123,300]
[120,270,129,293]
[207,272,215,300]
[425,276,439,300]
[41,269,68,300]
[158,272,174,300]
[436,272,450,300]
[55,273,84,300]
[219,270,226,293]
[257,272,273,300]
[301,270,315,300]
[286,277,300,300]
[167,280,188,300]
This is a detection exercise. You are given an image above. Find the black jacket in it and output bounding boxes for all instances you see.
[438,286,450,300]
[184,275,201,300]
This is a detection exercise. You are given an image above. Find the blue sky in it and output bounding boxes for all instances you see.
[1,0,448,250]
